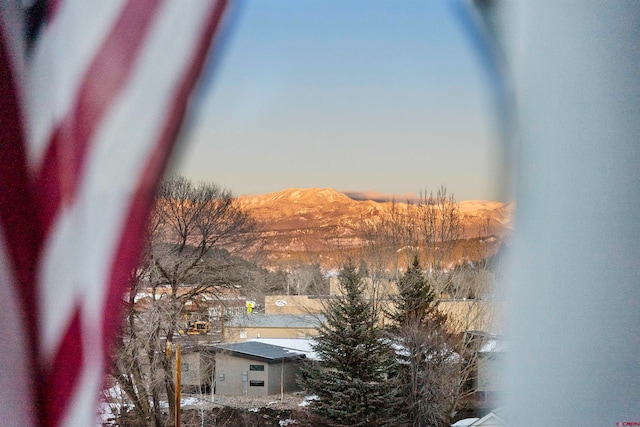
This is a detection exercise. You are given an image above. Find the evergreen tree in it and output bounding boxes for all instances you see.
[300,261,398,426]
[389,256,456,427]
[390,256,440,326]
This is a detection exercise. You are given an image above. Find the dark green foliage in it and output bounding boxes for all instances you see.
[389,256,441,327]
[389,256,456,427]
[300,262,398,426]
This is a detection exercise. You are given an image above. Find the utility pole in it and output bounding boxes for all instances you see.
[280,358,284,401]
[175,344,181,427]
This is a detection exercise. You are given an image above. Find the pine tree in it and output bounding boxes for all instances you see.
[300,261,398,426]
[390,256,440,326]
[389,256,455,427]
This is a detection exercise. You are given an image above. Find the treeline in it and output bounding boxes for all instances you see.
[107,177,500,426]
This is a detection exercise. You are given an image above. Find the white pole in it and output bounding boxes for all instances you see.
[483,2,640,425]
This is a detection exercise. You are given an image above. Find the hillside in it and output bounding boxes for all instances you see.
[237,188,513,268]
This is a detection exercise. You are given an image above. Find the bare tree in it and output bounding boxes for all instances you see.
[285,263,328,295]
[109,176,261,426]
[359,186,463,296]
[359,187,500,423]
[417,185,463,273]
[444,254,503,417]
[361,198,413,276]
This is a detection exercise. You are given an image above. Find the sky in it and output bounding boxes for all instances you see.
[169,0,506,202]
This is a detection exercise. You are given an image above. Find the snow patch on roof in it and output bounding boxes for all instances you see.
[480,338,507,353]
[247,338,318,360]
[451,417,480,426]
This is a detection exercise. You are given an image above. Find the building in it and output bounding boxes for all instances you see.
[328,276,499,334]
[329,276,398,300]
[475,335,506,403]
[223,313,325,342]
[133,285,247,340]
[246,337,318,360]
[438,300,498,334]
[180,346,216,392]
[452,418,480,427]
[451,407,506,427]
[264,295,325,315]
[214,341,306,396]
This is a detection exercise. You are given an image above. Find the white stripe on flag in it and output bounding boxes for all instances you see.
[0,1,28,82]
[0,229,36,427]
[60,361,103,427]
[37,0,220,361]
[0,0,229,424]
[23,0,127,168]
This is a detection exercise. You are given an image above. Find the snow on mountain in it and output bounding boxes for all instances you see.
[236,188,512,267]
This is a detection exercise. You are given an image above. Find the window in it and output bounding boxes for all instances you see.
[249,380,264,387]
[249,364,264,371]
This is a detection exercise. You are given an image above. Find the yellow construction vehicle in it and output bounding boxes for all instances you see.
[179,320,210,335]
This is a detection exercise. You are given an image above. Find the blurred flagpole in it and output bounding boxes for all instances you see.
[464,1,640,424]
[0,1,231,425]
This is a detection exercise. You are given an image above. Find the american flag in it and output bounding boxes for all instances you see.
[0,1,229,425]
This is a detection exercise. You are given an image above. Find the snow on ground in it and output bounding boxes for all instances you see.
[298,395,318,407]
[97,390,316,425]
[98,385,133,426]
[158,396,210,408]
[210,392,316,411]
[102,385,125,400]
[180,396,201,407]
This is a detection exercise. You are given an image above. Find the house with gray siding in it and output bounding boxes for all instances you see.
[223,313,325,342]
[180,347,215,392]
[214,341,306,396]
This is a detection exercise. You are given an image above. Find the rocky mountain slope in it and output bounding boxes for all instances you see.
[237,188,513,267]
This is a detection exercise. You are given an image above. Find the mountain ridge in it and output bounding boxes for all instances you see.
[237,187,512,267]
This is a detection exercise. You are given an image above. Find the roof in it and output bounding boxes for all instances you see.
[479,338,507,353]
[451,418,479,426]
[247,338,318,361]
[226,313,325,329]
[468,407,507,426]
[214,341,307,363]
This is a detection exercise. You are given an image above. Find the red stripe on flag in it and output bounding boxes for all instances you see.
[0,28,43,422]
[33,2,160,425]
[0,27,40,322]
[2,1,232,425]
[35,0,160,235]
[46,0,62,20]
[43,308,83,427]
[102,0,230,349]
